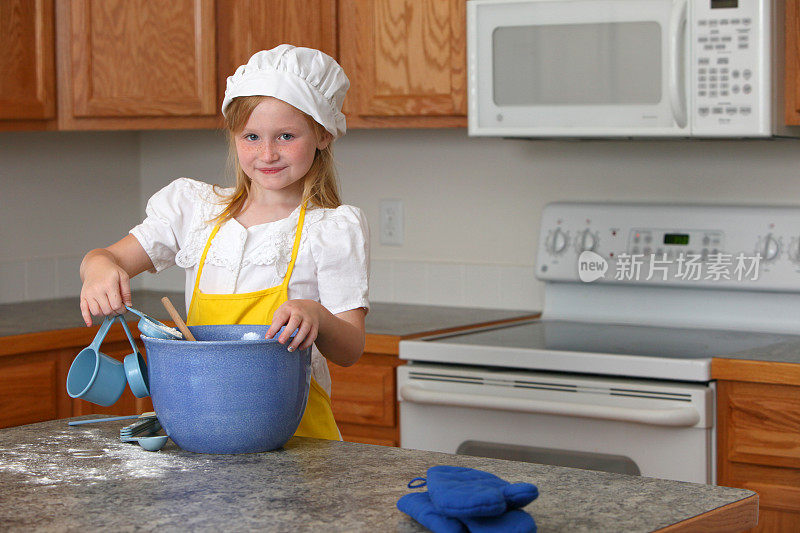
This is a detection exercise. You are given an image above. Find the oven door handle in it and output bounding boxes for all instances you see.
[399,384,701,427]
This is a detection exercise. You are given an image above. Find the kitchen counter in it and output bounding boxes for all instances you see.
[0,417,757,532]
[0,290,537,341]
[712,340,800,387]
[716,340,800,365]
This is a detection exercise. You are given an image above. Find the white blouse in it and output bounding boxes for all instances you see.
[129,178,370,396]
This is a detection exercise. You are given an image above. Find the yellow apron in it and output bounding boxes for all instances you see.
[186,204,341,440]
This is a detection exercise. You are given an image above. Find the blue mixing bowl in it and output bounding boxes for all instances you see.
[140,324,311,454]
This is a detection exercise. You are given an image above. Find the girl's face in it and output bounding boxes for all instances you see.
[235,98,331,200]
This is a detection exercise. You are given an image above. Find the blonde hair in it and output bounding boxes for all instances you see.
[210,95,341,226]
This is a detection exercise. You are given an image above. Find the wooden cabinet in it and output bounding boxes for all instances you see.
[4,0,800,131]
[717,378,800,531]
[216,0,337,112]
[55,0,218,130]
[788,0,800,125]
[0,0,57,130]
[338,0,467,129]
[328,351,403,446]
[0,325,152,429]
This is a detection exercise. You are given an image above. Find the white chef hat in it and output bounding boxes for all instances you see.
[222,44,350,138]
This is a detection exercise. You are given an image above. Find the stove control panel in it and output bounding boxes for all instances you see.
[536,202,800,291]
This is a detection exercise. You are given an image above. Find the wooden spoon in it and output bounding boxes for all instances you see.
[160,296,196,341]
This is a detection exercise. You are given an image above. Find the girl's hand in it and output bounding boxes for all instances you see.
[266,299,323,352]
[80,251,132,327]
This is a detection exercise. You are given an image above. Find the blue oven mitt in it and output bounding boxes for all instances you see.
[397,492,467,533]
[397,492,537,533]
[397,467,539,533]
[427,466,539,518]
[459,510,537,533]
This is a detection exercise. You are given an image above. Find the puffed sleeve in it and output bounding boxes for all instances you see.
[309,205,370,315]
[129,178,197,273]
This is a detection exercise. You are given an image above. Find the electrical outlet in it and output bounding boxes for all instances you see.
[380,199,404,246]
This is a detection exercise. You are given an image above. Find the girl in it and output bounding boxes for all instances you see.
[78,45,369,441]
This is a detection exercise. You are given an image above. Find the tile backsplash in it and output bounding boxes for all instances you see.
[368,259,538,310]
[4,255,539,311]
[0,256,144,304]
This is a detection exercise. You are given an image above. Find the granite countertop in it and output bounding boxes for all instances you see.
[0,290,538,339]
[0,417,756,532]
[717,340,800,365]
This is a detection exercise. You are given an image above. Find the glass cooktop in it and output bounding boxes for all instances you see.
[399,319,800,381]
[425,319,800,360]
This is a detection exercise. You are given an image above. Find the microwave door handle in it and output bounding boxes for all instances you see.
[399,384,700,428]
[668,0,688,128]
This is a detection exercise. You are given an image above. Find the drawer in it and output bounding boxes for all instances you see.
[721,381,800,469]
[328,355,396,427]
[725,462,800,515]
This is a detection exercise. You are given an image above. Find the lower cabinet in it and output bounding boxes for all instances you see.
[2,326,402,447]
[328,352,404,446]
[0,334,153,429]
[717,380,800,531]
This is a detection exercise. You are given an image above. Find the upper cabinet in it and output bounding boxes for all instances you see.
[788,0,800,125]
[7,0,796,131]
[339,0,467,128]
[0,0,56,129]
[216,0,337,113]
[56,0,218,130]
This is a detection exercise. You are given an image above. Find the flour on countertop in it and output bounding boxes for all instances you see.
[0,427,210,485]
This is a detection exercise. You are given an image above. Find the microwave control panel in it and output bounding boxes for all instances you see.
[536,202,800,291]
[689,0,770,136]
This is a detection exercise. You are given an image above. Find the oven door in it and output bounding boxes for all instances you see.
[467,0,690,137]
[398,364,715,484]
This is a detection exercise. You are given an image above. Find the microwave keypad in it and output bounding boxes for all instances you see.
[692,8,759,132]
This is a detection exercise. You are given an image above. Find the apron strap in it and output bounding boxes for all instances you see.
[282,203,306,289]
[192,224,221,295]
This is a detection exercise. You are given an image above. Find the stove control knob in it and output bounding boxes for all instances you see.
[758,233,781,262]
[576,229,599,252]
[546,228,570,255]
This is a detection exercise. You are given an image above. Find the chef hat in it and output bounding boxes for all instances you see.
[222,44,350,138]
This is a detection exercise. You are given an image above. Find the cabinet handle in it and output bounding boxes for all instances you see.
[399,384,700,427]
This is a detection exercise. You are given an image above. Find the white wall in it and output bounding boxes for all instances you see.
[3,127,800,311]
[135,128,800,312]
[0,131,142,303]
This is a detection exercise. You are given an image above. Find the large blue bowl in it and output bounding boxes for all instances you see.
[141,324,311,454]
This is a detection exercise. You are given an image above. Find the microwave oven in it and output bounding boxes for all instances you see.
[467,0,800,138]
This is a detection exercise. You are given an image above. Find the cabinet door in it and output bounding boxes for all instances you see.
[56,0,218,129]
[328,352,402,446]
[0,352,60,428]
[788,0,800,125]
[0,0,56,125]
[717,380,800,531]
[339,0,467,128]
[216,0,337,111]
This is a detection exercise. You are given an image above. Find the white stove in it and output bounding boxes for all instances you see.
[399,202,800,484]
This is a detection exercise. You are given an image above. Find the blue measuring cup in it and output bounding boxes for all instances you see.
[66,315,150,405]
[125,305,183,340]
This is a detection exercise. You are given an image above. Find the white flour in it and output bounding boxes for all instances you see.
[0,427,209,485]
